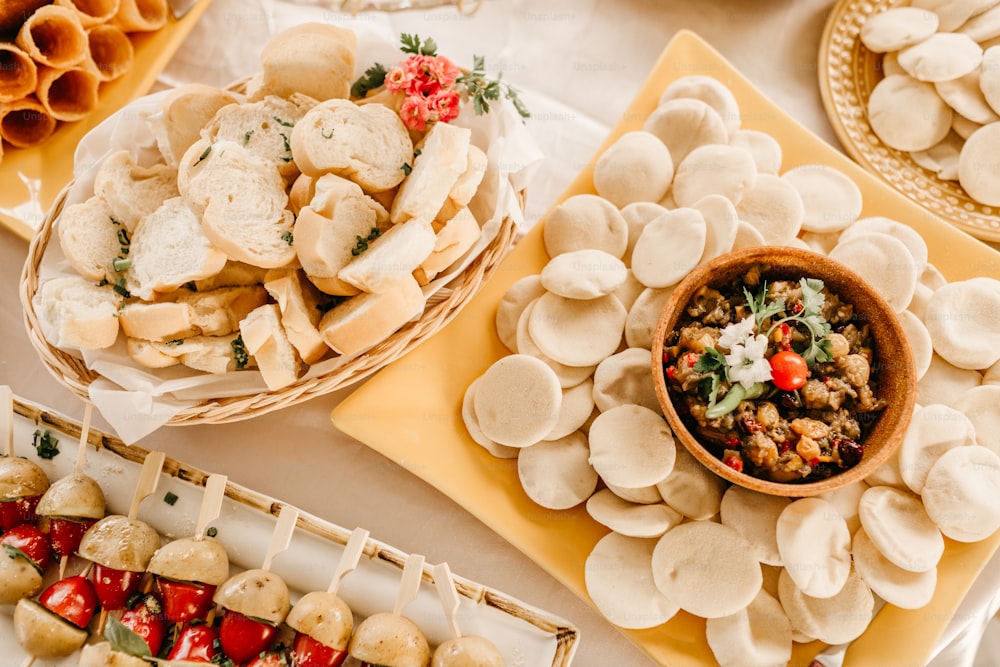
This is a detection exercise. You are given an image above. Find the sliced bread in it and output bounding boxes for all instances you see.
[413,207,481,285]
[125,338,181,369]
[436,143,488,224]
[93,150,179,232]
[56,195,122,283]
[124,196,228,300]
[191,261,268,292]
[239,304,301,390]
[35,276,120,350]
[254,22,356,102]
[145,83,238,167]
[337,218,437,294]
[289,98,412,192]
[130,334,256,374]
[264,268,328,364]
[178,285,269,337]
[390,121,471,224]
[201,96,306,179]
[319,274,426,356]
[118,301,196,342]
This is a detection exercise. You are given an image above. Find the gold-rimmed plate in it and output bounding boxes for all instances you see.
[818,0,1000,242]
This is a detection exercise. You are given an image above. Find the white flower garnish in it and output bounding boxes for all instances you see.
[718,316,756,350]
[725,333,773,389]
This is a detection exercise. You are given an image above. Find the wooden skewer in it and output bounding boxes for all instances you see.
[194,474,227,539]
[1,385,14,458]
[432,562,463,639]
[261,505,298,571]
[128,450,166,521]
[21,656,34,667]
[328,528,369,595]
[73,403,92,474]
[393,553,425,617]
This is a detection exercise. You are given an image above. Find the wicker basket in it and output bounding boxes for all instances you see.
[20,172,523,427]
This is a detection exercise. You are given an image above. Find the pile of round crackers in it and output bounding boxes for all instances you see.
[461,73,1000,665]
[861,1,1000,205]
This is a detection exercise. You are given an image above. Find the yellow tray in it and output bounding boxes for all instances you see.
[0,0,215,241]
[331,29,1000,666]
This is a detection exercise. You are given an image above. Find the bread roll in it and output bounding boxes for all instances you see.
[0,44,37,103]
[202,96,306,179]
[390,120,471,224]
[146,83,239,167]
[16,5,88,68]
[35,276,120,350]
[414,206,481,285]
[264,268,328,364]
[319,274,426,356]
[239,304,301,390]
[255,22,356,102]
[56,195,120,283]
[93,149,179,232]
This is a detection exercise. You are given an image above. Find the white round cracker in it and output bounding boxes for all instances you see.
[781,164,864,233]
[776,498,852,599]
[631,207,707,288]
[897,32,983,82]
[729,129,782,175]
[474,354,563,448]
[858,485,944,572]
[901,402,978,493]
[922,445,1000,542]
[705,590,792,667]
[910,130,965,181]
[652,522,762,619]
[542,194,629,259]
[593,130,674,207]
[658,74,741,136]
[585,532,680,629]
[882,50,905,77]
[735,173,805,243]
[868,74,953,151]
[957,2,1000,40]
[952,112,982,140]
[860,7,939,53]
[980,45,1000,115]
[777,567,874,646]
[588,404,676,488]
[462,377,520,459]
[620,202,669,264]
[624,286,674,350]
[692,194,739,263]
[917,354,983,407]
[515,300,596,388]
[960,123,1000,205]
[655,447,728,521]
[605,481,663,505]
[828,233,919,312]
[953,384,1000,456]
[517,431,598,510]
[643,97,728,167]
[592,347,660,414]
[839,216,929,273]
[529,291,626,368]
[852,526,937,610]
[585,489,682,539]
[544,379,596,442]
[612,270,645,312]
[731,221,767,250]
[719,485,790,566]
[816,480,867,536]
[540,249,627,300]
[911,0,999,32]
[672,144,757,208]
[920,263,948,291]
[495,274,545,353]
[935,68,1000,124]
[898,309,933,380]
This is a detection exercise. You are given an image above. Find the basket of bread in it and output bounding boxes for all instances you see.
[20,22,539,440]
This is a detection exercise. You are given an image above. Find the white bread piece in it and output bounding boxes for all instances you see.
[35,276,120,350]
[414,207,481,285]
[124,196,228,301]
[338,218,437,294]
[436,143,488,224]
[119,301,196,342]
[178,139,295,269]
[264,268,328,364]
[294,176,390,296]
[146,83,239,167]
[201,96,305,179]
[289,98,413,192]
[319,274,426,356]
[288,173,315,214]
[126,337,181,368]
[56,195,121,283]
[254,22,356,102]
[93,150,180,232]
[390,121,471,224]
[192,261,268,291]
[239,304,301,389]
[178,285,269,337]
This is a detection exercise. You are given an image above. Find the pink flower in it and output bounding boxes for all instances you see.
[428,88,461,123]
[384,65,414,94]
[399,95,431,131]
[429,55,460,87]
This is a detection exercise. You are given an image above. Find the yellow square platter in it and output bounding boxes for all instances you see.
[331,29,1000,665]
[0,0,215,241]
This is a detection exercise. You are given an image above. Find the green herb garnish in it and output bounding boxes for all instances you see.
[750,278,834,365]
[456,54,530,119]
[231,335,249,370]
[350,63,388,98]
[165,339,184,347]
[272,116,294,128]
[116,228,131,251]
[113,258,131,272]
[32,429,59,460]
[184,281,198,292]
[113,276,131,298]
[242,129,254,146]
[401,162,412,176]
[316,296,346,314]
[400,33,437,56]
[4,544,42,574]
[206,526,218,538]
[105,614,152,657]
[351,227,382,256]
[194,145,211,166]
[163,491,179,506]
[320,127,334,139]
[281,230,294,246]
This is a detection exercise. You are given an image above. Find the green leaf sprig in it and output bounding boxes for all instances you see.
[400,33,438,56]
[351,63,388,98]
[745,278,834,365]
[456,54,530,119]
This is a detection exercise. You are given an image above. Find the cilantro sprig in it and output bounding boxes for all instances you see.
[746,278,834,365]
[456,54,530,119]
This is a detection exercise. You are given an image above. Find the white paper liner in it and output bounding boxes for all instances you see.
[33,30,544,444]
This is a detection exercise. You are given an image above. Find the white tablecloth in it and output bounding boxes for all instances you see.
[2,1,999,664]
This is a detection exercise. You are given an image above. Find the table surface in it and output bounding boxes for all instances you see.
[2,1,999,665]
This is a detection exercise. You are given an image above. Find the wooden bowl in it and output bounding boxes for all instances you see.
[650,246,916,497]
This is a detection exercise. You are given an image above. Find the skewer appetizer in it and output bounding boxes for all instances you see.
[0,387,49,531]
[430,562,505,667]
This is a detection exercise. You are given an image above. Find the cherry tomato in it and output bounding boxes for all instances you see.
[248,648,292,667]
[92,563,144,610]
[119,593,167,656]
[167,623,220,662]
[38,575,98,628]
[219,610,279,664]
[46,517,96,559]
[293,632,349,667]
[769,350,809,391]
[0,495,41,531]
[0,523,53,570]
[156,578,217,624]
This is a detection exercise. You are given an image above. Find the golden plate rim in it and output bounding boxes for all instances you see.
[0,0,216,242]
[818,0,1000,242]
[332,28,1000,666]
